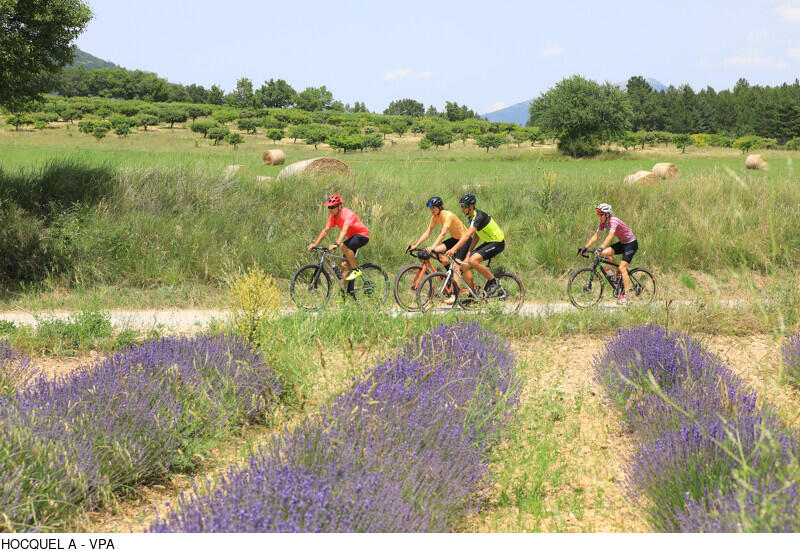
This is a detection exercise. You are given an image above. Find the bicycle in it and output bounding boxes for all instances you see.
[290,246,389,311]
[394,248,465,312]
[414,254,524,313]
[567,250,656,309]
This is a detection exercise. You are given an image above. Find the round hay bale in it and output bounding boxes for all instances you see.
[745,154,767,170]
[276,158,351,180]
[255,175,274,183]
[262,150,285,166]
[623,170,661,185]
[652,162,679,180]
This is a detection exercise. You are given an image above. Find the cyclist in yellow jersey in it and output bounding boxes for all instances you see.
[406,196,471,270]
[445,193,505,296]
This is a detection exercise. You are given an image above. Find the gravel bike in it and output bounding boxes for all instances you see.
[415,254,524,313]
[290,246,389,311]
[567,250,656,309]
[394,248,465,312]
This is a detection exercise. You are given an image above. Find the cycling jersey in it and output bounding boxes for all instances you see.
[327,207,369,239]
[428,210,467,240]
[468,209,504,243]
[598,216,635,244]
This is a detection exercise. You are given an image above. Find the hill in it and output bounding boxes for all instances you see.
[70,49,116,70]
[483,78,669,125]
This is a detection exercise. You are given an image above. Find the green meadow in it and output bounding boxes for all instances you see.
[1,120,799,310]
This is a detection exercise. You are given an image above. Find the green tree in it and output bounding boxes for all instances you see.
[207,126,230,145]
[528,75,632,158]
[266,128,284,143]
[237,119,259,134]
[302,125,329,149]
[187,105,210,122]
[212,109,238,124]
[113,121,130,137]
[0,0,93,111]
[254,78,296,108]
[418,138,432,150]
[475,133,507,152]
[384,98,425,117]
[226,132,244,150]
[786,137,800,151]
[5,114,35,130]
[444,101,480,121]
[92,125,108,141]
[160,107,188,129]
[189,120,217,137]
[617,132,638,150]
[136,113,159,131]
[389,118,409,137]
[672,133,693,153]
[295,86,334,111]
[732,135,765,154]
[425,125,454,149]
[510,128,529,148]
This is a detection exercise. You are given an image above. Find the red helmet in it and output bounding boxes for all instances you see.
[325,194,343,207]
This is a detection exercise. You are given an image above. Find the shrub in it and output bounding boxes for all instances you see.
[227,266,279,342]
[418,137,432,150]
[786,137,800,151]
[226,132,244,150]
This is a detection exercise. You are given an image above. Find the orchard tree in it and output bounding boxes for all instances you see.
[528,75,632,157]
[425,125,454,149]
[732,135,764,154]
[160,107,188,129]
[389,118,409,137]
[226,132,244,150]
[92,126,108,141]
[207,126,230,145]
[295,86,334,111]
[5,114,34,131]
[255,78,296,108]
[266,128,284,143]
[475,133,507,152]
[672,133,693,153]
[384,98,425,117]
[303,125,329,149]
[1,0,93,112]
[136,113,159,131]
[190,120,217,137]
[510,129,529,148]
[187,105,210,122]
[237,119,258,134]
[113,122,130,137]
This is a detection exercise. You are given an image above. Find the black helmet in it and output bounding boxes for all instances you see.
[426,196,443,208]
[459,193,476,206]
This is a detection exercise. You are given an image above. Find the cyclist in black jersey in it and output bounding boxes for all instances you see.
[444,193,506,296]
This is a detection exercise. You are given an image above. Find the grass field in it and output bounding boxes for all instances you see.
[2,119,799,311]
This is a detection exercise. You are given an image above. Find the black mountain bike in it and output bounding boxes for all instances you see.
[290,246,389,311]
[567,250,656,309]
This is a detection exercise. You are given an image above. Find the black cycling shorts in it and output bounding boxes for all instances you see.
[612,239,638,263]
[343,234,369,252]
[442,237,471,261]
[472,240,505,261]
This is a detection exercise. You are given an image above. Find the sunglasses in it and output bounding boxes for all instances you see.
[328,205,340,210]
[460,204,471,209]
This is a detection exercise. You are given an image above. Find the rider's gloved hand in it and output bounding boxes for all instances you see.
[308,244,315,251]
[577,247,587,256]
[594,247,603,255]
[405,245,412,254]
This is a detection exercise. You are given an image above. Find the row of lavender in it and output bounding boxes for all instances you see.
[0,337,281,532]
[594,326,799,532]
[150,322,519,532]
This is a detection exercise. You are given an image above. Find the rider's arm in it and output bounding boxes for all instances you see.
[310,227,330,248]
[429,226,449,250]
[584,230,602,250]
[446,226,476,256]
[410,227,432,250]
[333,225,350,248]
[600,231,615,250]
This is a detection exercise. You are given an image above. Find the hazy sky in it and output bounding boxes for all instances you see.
[76,0,800,113]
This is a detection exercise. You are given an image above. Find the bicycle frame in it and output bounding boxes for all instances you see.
[309,246,358,283]
[580,251,637,294]
[434,255,493,300]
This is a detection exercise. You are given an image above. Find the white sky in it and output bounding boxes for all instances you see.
[76,0,800,113]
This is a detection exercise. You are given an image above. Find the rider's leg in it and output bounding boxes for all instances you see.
[601,246,615,262]
[433,243,451,269]
[341,243,358,274]
[464,252,493,292]
[619,260,631,294]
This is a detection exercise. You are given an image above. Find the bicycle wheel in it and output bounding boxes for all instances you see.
[350,263,389,309]
[416,271,459,312]
[394,264,426,312]
[486,272,525,313]
[567,267,604,309]
[627,268,656,305]
[290,264,332,311]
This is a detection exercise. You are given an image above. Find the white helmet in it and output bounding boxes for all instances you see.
[595,203,612,215]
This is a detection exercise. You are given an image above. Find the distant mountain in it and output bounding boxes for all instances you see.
[70,49,116,70]
[483,77,669,125]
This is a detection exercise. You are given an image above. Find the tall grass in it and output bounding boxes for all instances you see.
[2,139,799,297]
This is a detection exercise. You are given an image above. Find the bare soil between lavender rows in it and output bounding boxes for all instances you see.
[32,334,800,532]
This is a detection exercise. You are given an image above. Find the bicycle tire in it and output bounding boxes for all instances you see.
[487,272,525,313]
[416,271,459,312]
[567,267,604,309]
[349,263,389,309]
[290,264,332,311]
[393,264,426,312]
[627,267,656,305]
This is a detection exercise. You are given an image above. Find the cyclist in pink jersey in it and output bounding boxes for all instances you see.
[579,203,638,304]
[308,194,370,283]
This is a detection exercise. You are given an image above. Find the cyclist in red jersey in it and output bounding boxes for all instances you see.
[579,203,638,304]
[308,194,370,284]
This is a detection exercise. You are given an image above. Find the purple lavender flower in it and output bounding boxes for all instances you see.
[0,335,280,532]
[0,340,38,398]
[151,323,519,533]
[781,333,800,387]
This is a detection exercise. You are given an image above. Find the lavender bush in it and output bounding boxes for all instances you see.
[781,333,800,387]
[0,340,38,399]
[151,322,519,532]
[0,335,280,532]
[595,326,799,532]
